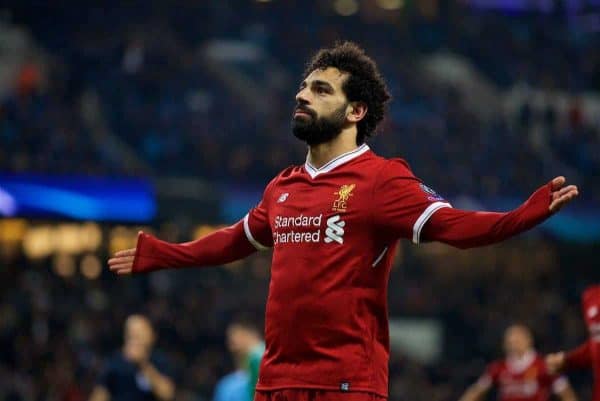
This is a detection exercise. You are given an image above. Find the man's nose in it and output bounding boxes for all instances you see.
[295,88,310,104]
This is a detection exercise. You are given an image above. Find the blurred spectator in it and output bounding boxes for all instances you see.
[225,317,264,401]
[458,324,577,401]
[0,1,597,200]
[89,315,175,401]
[0,236,594,401]
[213,371,249,401]
[212,319,258,401]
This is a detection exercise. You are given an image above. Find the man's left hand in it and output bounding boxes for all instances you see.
[549,176,579,213]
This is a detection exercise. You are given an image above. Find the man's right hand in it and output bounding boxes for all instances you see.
[108,248,136,275]
[546,352,566,374]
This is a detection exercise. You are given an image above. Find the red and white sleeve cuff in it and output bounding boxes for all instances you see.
[243,213,270,251]
[412,202,452,244]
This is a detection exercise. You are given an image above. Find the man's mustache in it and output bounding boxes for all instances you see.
[294,105,316,118]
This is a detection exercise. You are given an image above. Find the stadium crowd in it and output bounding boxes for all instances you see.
[1,1,598,199]
[0,236,595,401]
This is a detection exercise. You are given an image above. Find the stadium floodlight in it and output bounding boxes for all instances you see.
[376,0,404,10]
[333,0,359,16]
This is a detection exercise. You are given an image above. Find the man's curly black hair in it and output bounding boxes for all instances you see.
[303,41,391,145]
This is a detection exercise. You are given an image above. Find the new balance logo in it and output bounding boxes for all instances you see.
[324,214,345,244]
[277,193,289,203]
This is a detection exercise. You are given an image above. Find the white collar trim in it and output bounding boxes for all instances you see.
[506,350,536,373]
[304,144,370,179]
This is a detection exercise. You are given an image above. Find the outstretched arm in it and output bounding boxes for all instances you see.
[565,341,593,370]
[139,361,175,401]
[108,219,259,275]
[109,176,276,275]
[421,177,578,249]
[459,371,496,401]
[547,342,592,374]
[458,383,489,401]
[555,380,578,401]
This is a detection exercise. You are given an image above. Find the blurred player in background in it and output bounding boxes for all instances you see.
[459,324,577,401]
[214,369,249,401]
[547,285,600,401]
[213,345,249,401]
[214,317,265,401]
[109,42,578,401]
[89,315,174,401]
[227,318,265,400]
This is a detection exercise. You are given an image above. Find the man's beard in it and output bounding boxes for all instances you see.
[292,104,348,146]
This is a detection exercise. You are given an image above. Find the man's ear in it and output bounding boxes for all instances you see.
[347,101,368,123]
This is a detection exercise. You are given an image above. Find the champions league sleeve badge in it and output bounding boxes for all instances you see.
[419,183,445,202]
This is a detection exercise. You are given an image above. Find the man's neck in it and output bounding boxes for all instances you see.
[307,128,359,169]
[508,349,535,363]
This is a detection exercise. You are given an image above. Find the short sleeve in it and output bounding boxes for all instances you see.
[373,159,451,244]
[551,375,569,394]
[243,178,277,250]
[476,363,500,390]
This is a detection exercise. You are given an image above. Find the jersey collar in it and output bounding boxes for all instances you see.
[506,350,536,373]
[304,144,370,179]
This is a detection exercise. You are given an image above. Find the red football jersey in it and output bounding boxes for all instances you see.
[131,144,555,397]
[565,285,600,400]
[244,144,451,396]
[583,285,600,401]
[476,352,568,401]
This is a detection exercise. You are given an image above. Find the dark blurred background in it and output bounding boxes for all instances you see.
[0,1,598,400]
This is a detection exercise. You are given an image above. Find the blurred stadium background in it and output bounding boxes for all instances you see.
[0,1,598,400]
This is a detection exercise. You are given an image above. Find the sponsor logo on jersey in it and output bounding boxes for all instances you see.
[272,213,346,245]
[324,214,345,244]
[277,193,289,203]
[332,184,355,212]
[499,380,539,397]
[273,214,322,244]
[588,306,598,319]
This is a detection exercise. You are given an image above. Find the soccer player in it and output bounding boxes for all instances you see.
[213,319,251,401]
[224,317,266,401]
[89,315,175,401]
[546,285,600,401]
[459,324,577,401]
[213,370,250,401]
[108,42,579,401]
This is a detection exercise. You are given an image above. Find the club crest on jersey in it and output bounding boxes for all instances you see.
[332,184,355,212]
[277,193,289,203]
